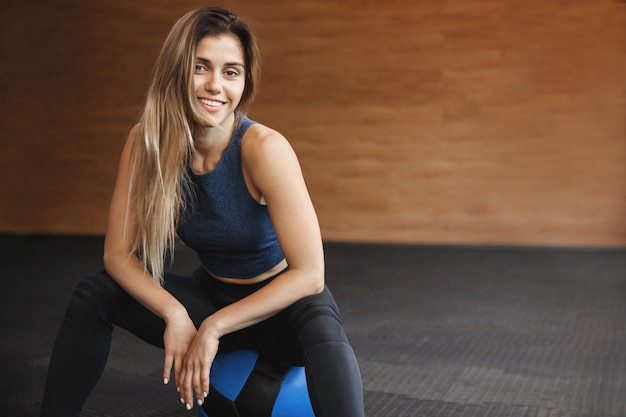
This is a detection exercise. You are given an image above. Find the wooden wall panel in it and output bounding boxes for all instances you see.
[1,0,625,246]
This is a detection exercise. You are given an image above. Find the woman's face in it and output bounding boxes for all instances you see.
[193,34,246,126]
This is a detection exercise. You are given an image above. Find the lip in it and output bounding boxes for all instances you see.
[198,97,225,112]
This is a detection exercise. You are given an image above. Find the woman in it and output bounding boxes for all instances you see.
[40,7,364,417]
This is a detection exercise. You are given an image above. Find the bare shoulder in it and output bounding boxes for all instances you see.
[242,122,291,149]
[241,122,296,164]
[126,123,142,147]
[115,123,139,155]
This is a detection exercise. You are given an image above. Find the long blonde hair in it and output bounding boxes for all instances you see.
[127,7,261,285]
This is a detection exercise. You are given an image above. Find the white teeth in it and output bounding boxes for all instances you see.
[200,98,224,107]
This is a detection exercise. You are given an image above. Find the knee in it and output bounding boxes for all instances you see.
[290,289,349,348]
[291,287,339,325]
[64,270,120,335]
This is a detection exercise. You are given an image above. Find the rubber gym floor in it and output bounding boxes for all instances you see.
[1,234,625,416]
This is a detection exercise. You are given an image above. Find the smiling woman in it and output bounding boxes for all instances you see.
[39,7,365,417]
[191,35,246,174]
[194,36,245,118]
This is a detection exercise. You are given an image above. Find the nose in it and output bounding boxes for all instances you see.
[205,71,222,94]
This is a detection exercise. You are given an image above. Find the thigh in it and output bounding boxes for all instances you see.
[219,286,344,366]
[219,310,302,366]
[163,269,219,328]
[112,269,218,347]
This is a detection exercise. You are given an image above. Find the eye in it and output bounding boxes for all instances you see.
[195,64,207,72]
[224,68,241,78]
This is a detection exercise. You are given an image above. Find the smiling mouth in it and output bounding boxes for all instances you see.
[199,98,225,108]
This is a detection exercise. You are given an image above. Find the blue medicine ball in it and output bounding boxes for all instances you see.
[198,350,314,417]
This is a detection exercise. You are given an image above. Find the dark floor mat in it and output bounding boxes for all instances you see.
[1,235,625,416]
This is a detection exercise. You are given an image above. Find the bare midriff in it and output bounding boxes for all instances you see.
[204,258,288,285]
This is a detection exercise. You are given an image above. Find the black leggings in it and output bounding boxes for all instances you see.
[40,268,364,417]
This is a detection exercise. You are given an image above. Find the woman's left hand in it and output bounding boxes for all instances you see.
[177,320,221,410]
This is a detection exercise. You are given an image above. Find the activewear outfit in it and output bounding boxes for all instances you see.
[40,114,364,417]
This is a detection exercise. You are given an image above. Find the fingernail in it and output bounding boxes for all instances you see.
[180,398,185,404]
[186,403,192,410]
[163,378,169,385]
[203,392,208,398]
[177,386,180,393]
[197,399,203,406]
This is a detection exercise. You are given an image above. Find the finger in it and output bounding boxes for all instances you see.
[181,359,195,410]
[163,352,174,385]
[192,361,206,406]
[174,353,184,392]
[200,361,210,403]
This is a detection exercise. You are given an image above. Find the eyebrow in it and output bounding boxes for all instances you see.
[196,57,245,68]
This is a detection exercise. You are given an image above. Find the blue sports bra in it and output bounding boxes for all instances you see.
[177,114,285,279]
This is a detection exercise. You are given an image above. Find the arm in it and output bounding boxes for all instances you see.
[208,123,325,331]
[103,125,197,389]
[180,124,325,407]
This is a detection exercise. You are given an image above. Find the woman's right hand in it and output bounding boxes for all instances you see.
[162,311,197,389]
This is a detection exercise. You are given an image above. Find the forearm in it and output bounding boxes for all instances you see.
[201,267,323,338]
[103,253,187,323]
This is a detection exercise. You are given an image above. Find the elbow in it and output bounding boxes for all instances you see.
[309,267,325,295]
[102,247,128,277]
[292,264,324,296]
[102,250,116,276]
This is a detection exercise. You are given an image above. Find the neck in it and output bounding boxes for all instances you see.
[191,112,236,174]
[194,112,236,152]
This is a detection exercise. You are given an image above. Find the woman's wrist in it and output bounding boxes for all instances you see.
[200,315,225,339]
[162,303,189,324]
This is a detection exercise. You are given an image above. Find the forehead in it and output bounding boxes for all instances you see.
[195,34,244,64]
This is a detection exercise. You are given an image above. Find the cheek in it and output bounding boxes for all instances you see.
[231,82,246,102]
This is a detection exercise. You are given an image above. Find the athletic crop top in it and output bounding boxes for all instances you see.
[177,114,285,279]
